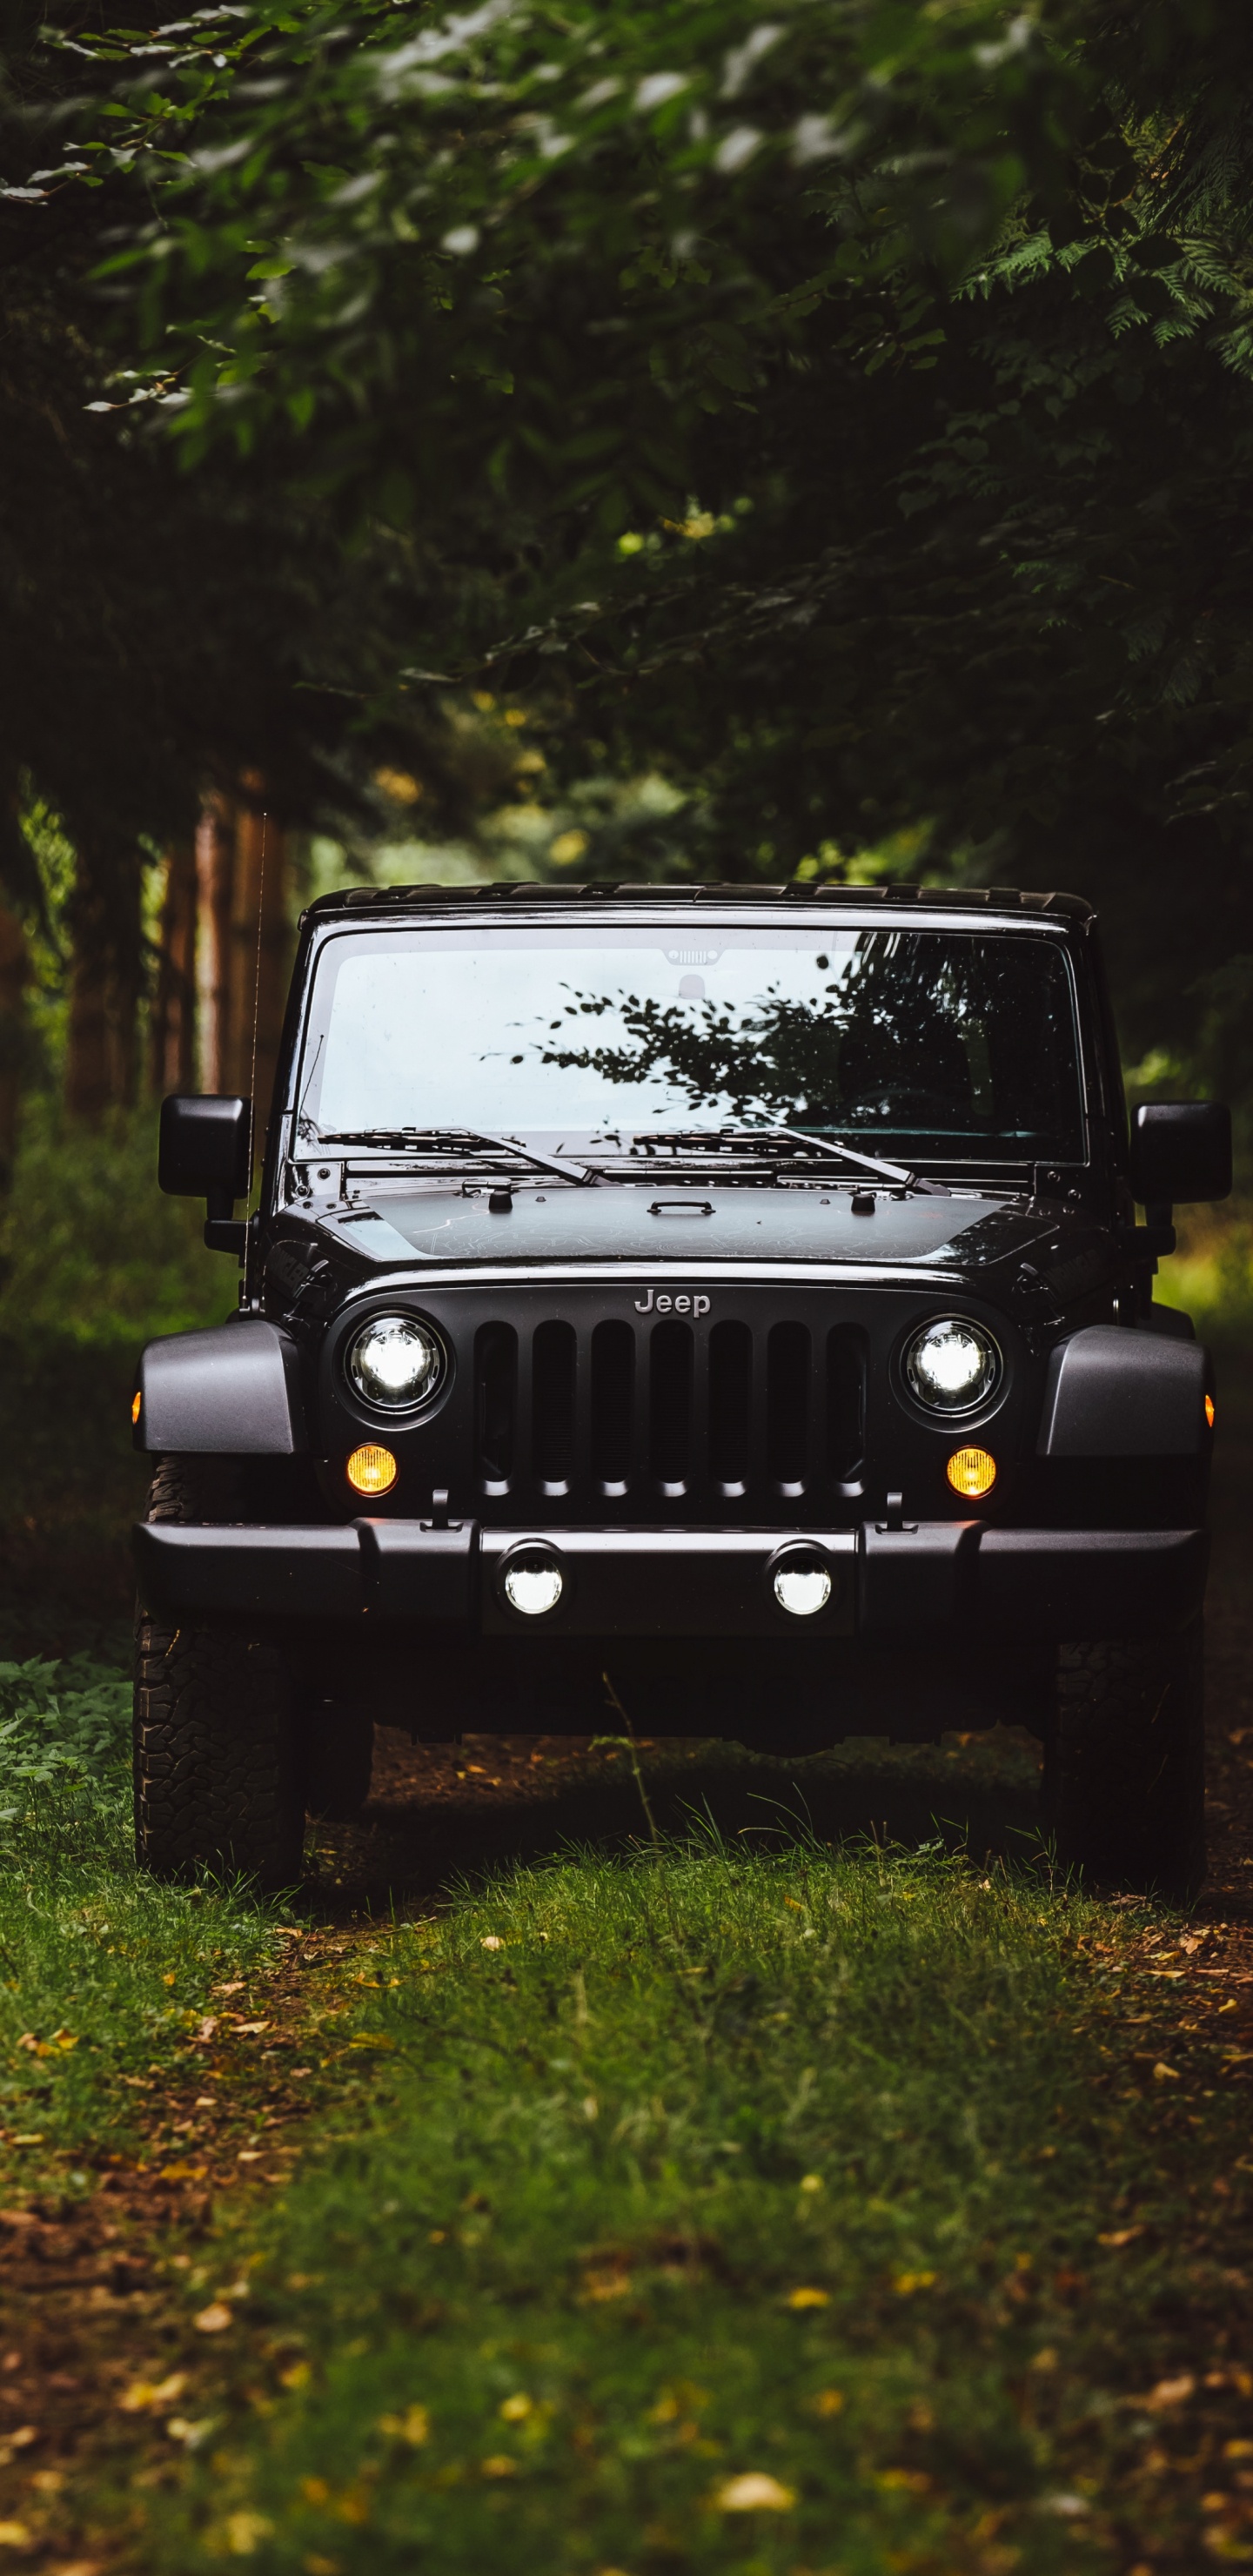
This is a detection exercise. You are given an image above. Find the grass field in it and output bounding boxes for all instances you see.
[3,1714,1251,2573]
[1,1128,1251,2571]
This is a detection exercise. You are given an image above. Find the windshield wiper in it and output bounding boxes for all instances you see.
[756,1124,950,1197]
[632,1127,948,1195]
[311,1127,604,1188]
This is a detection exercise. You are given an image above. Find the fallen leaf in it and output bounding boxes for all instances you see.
[481,2455,518,2479]
[1098,2226,1145,2247]
[120,2373,188,2413]
[157,2163,207,2184]
[196,2019,218,2043]
[893,2271,937,2295]
[378,2405,428,2445]
[714,2472,795,2512]
[0,2210,36,2230]
[193,2303,233,2335]
[787,2286,829,2310]
[215,1983,246,1997]
[499,2394,532,2422]
[1143,2374,1196,2411]
[480,1936,504,1951]
[812,2389,844,2416]
[222,2510,272,2554]
[0,2526,31,2549]
[1152,2062,1181,2083]
[8,2429,37,2450]
[229,2022,270,2037]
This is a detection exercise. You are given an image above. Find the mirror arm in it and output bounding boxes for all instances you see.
[204,1184,248,1257]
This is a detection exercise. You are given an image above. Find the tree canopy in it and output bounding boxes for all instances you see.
[5,0,1253,1103]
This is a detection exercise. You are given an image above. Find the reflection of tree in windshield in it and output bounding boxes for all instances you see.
[530,936,1081,1150]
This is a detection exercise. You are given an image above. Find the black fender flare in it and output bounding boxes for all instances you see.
[134,1318,308,1455]
[1037,1324,1211,1459]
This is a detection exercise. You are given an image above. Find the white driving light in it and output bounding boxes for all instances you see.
[347,1313,445,1412]
[502,1551,564,1618]
[772,1551,833,1619]
[904,1317,1000,1415]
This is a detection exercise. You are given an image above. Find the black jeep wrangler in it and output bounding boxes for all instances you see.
[132,882,1230,1895]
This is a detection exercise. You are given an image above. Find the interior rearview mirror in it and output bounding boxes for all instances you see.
[158,1095,253,1252]
[1130,1100,1231,1208]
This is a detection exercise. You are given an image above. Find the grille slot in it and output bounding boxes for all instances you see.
[533,1319,576,1495]
[649,1320,693,1495]
[474,1321,516,1494]
[767,1321,810,1496]
[591,1319,634,1495]
[708,1319,751,1495]
[828,1325,867,1485]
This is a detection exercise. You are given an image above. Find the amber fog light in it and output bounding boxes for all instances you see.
[947,1446,995,1499]
[347,1443,398,1497]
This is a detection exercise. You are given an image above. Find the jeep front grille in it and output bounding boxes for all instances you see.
[471,1311,866,1515]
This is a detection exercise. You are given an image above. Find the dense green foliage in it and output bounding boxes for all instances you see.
[8,0,1247,1091]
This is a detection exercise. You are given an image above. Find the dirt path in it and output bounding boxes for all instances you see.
[3,1340,1251,2568]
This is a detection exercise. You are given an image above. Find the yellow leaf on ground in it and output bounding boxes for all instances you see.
[0,2526,31,2548]
[120,2372,188,2412]
[194,2303,233,2334]
[481,2455,518,2479]
[812,2389,844,2416]
[1098,2226,1145,2247]
[1144,2374,1196,2411]
[223,2511,273,2555]
[158,2163,207,2184]
[787,2287,829,2309]
[378,2405,429,2445]
[1152,2063,1181,2083]
[714,2473,795,2512]
[893,2271,937,2295]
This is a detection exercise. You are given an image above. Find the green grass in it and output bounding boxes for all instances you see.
[142,1841,1247,2576]
[0,1657,285,2160]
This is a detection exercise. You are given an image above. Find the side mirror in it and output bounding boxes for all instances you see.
[159,1095,253,1252]
[1130,1100,1231,1208]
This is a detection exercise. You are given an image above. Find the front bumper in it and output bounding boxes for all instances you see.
[133,1517,1209,1643]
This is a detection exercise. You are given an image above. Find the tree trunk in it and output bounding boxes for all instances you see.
[226,778,288,1157]
[66,844,142,1124]
[148,840,198,1097]
[196,791,235,1092]
[0,904,30,1189]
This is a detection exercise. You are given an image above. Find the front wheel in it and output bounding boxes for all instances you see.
[1041,1624,1205,1902]
[133,1456,306,1888]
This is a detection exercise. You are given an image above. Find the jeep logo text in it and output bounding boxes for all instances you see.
[633,1290,711,1317]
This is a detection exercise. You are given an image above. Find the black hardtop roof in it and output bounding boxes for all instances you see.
[305,880,1093,924]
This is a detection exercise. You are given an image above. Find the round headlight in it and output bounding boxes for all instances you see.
[904,1317,1001,1415]
[347,1314,445,1412]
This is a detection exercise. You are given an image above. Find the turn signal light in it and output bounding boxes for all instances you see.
[346,1443,398,1497]
[947,1446,996,1499]
[131,1391,142,1427]
[1205,1393,1216,1429]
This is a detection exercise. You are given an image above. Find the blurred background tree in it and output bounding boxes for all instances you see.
[2,0,1252,1191]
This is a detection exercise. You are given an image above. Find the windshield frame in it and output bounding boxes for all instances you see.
[269,902,1097,1210]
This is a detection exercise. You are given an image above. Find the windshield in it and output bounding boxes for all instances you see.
[297,922,1085,1165]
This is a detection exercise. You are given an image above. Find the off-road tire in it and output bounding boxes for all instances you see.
[305,1704,375,1821]
[134,1455,306,1889]
[1042,1623,1205,1901]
